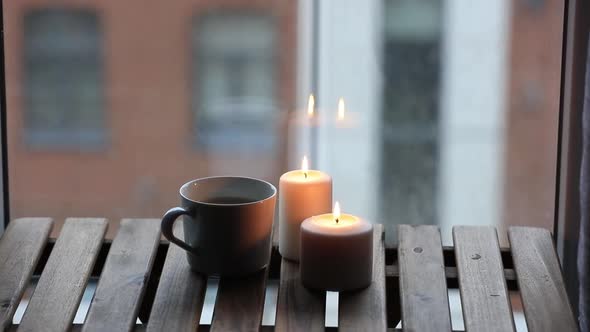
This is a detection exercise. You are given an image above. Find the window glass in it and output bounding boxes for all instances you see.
[4,0,562,247]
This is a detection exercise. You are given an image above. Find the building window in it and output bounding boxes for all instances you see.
[192,13,277,152]
[380,0,442,225]
[24,9,104,149]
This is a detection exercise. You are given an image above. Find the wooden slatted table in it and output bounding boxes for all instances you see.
[0,218,578,332]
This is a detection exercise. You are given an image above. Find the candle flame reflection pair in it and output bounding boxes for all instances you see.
[299,156,341,224]
[306,94,345,121]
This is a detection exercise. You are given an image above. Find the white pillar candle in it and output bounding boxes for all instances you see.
[279,156,332,261]
[300,202,373,291]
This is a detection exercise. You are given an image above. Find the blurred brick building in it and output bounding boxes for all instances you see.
[503,0,563,230]
[4,0,296,237]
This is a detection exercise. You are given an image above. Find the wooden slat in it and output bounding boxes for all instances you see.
[398,225,451,332]
[146,225,206,332]
[82,219,161,332]
[386,265,517,281]
[0,218,53,330]
[508,227,578,332]
[339,224,387,331]
[275,259,325,332]
[211,268,268,332]
[453,226,515,332]
[18,218,107,332]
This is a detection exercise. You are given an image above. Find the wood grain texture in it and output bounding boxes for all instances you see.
[9,325,146,332]
[508,227,578,332]
[275,259,325,332]
[211,268,268,332]
[398,225,451,332]
[146,226,206,332]
[210,222,274,332]
[0,218,53,331]
[82,219,161,332]
[18,218,107,332]
[453,226,515,332]
[386,265,517,280]
[339,225,387,332]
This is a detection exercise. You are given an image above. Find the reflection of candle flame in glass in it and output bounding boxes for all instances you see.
[307,94,315,118]
[302,155,309,178]
[333,201,341,223]
[338,97,345,120]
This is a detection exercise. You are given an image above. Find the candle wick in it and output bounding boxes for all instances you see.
[335,218,339,224]
[304,172,307,179]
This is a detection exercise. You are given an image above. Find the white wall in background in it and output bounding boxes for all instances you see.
[314,0,383,223]
[438,0,510,244]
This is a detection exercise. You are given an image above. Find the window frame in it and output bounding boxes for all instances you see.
[554,0,589,317]
[1,2,8,232]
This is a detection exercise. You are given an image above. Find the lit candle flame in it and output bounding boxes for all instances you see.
[337,97,345,120]
[333,201,341,224]
[307,94,315,118]
[302,156,309,178]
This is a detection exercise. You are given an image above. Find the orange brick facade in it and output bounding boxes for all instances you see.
[503,0,563,231]
[4,0,296,237]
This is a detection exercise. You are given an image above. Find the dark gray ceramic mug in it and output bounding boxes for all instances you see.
[161,176,276,277]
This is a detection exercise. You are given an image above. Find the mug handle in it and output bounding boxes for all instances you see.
[161,207,197,254]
